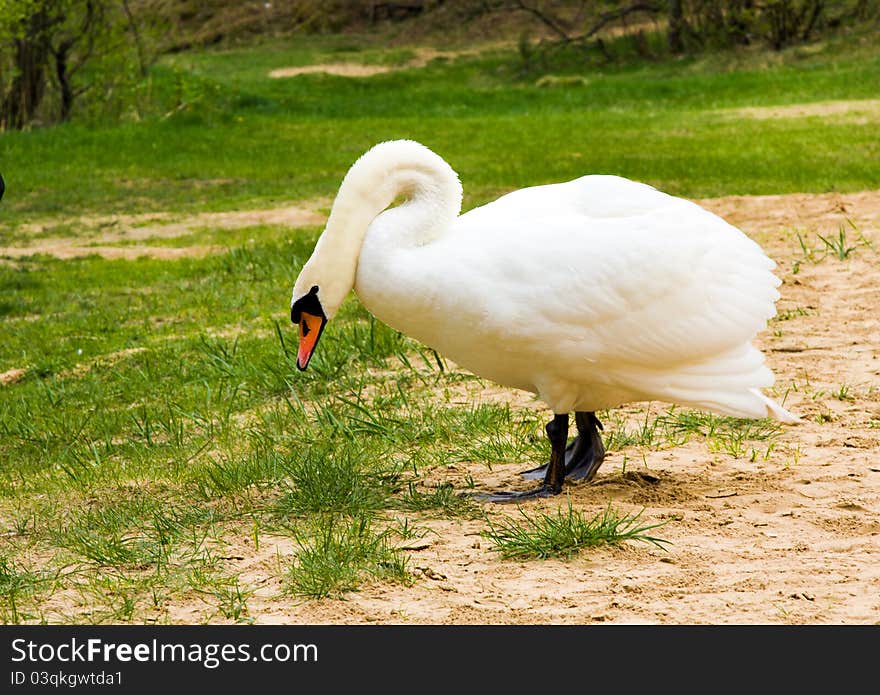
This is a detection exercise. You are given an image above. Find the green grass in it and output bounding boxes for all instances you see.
[0,555,57,623]
[601,407,784,458]
[395,482,481,518]
[483,500,670,560]
[2,31,879,227]
[0,31,877,622]
[791,220,877,272]
[272,443,402,517]
[286,514,410,599]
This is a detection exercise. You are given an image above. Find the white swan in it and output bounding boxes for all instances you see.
[290,140,797,500]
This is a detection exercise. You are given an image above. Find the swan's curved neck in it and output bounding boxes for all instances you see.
[294,140,462,317]
[331,140,462,247]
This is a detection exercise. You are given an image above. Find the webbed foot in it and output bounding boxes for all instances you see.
[464,485,561,503]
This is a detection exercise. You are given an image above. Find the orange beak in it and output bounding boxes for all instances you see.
[296,311,326,370]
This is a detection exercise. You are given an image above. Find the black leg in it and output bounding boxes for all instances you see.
[468,413,569,502]
[566,412,606,481]
[521,411,606,482]
[542,412,569,493]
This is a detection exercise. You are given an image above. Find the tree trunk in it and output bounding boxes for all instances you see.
[0,5,68,130]
[801,0,825,41]
[54,40,74,122]
[668,0,685,53]
[0,11,53,129]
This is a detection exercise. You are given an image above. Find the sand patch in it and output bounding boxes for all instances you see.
[65,347,149,379]
[0,244,222,260]
[269,63,395,78]
[724,99,880,122]
[0,200,328,261]
[694,189,880,237]
[268,47,486,79]
[0,367,27,385]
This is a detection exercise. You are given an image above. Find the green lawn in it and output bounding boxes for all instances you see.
[0,33,878,623]
[1,33,878,224]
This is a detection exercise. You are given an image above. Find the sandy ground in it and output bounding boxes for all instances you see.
[267,48,492,79]
[4,183,879,624]
[726,99,880,123]
[0,201,327,260]
[221,187,879,625]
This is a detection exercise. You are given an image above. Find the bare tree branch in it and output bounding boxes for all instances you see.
[497,1,663,44]
[513,1,575,42]
[121,0,149,76]
[580,2,662,41]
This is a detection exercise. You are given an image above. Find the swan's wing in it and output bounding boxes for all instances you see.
[447,196,780,371]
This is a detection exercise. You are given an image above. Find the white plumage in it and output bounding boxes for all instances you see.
[291,139,797,497]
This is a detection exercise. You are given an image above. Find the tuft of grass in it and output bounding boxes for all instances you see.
[192,577,253,623]
[535,74,590,88]
[817,225,858,260]
[52,499,172,567]
[0,556,47,624]
[395,482,481,518]
[188,447,285,500]
[602,408,668,451]
[774,306,812,322]
[273,443,401,517]
[795,230,821,266]
[482,499,670,560]
[832,384,855,402]
[794,220,874,268]
[286,514,410,599]
[659,410,782,439]
[601,407,782,458]
[656,409,781,458]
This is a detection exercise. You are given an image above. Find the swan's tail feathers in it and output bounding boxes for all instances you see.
[751,389,800,424]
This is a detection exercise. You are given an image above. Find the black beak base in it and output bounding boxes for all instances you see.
[290,285,323,325]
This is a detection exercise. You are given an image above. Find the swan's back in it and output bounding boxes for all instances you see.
[460,175,703,226]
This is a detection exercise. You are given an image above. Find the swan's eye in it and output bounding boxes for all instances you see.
[301,320,311,337]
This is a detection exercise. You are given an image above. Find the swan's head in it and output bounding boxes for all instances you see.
[289,246,339,372]
[290,236,358,370]
[290,283,326,371]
